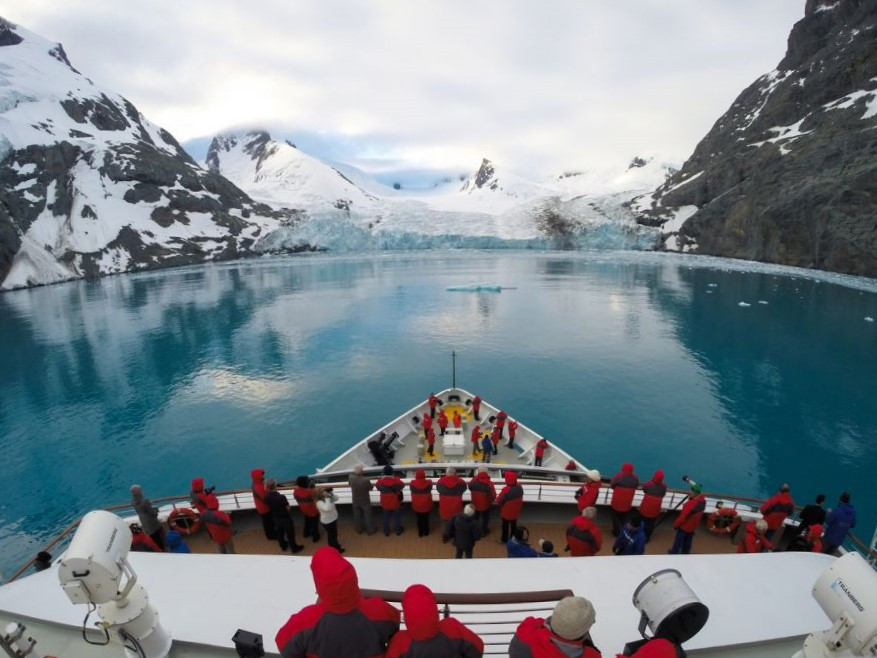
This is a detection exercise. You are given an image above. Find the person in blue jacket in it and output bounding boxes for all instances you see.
[507,526,538,558]
[165,529,191,553]
[613,513,646,555]
[823,492,856,555]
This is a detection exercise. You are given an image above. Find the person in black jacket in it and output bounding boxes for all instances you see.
[795,494,826,536]
[449,504,483,559]
[264,478,304,553]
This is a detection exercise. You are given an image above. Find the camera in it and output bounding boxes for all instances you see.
[205,485,216,495]
[325,487,334,493]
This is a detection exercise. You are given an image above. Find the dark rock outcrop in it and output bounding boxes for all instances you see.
[635,0,877,277]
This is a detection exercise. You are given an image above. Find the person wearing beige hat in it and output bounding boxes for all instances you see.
[508,595,600,657]
[574,470,602,513]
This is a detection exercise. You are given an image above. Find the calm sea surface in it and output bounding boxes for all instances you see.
[1,251,875,577]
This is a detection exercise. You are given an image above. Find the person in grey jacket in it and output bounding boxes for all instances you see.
[349,465,376,535]
[130,484,164,550]
[449,504,483,559]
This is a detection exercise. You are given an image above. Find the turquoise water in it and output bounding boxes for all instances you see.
[1,251,875,577]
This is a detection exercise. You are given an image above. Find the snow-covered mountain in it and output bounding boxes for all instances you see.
[208,130,675,253]
[0,18,304,291]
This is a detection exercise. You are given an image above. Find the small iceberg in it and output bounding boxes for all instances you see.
[708,283,718,287]
[446,284,514,293]
[866,316,875,322]
[758,300,769,305]
[738,302,751,307]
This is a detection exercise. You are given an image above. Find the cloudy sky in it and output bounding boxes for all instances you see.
[3,1,804,184]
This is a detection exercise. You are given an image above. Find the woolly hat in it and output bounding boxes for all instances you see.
[587,470,601,482]
[690,483,702,494]
[464,504,476,517]
[550,596,596,640]
[382,465,394,475]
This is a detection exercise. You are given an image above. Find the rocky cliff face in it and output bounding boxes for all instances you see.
[0,19,302,291]
[634,0,877,277]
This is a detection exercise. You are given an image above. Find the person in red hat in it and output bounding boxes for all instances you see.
[468,466,497,535]
[495,410,508,439]
[437,409,449,436]
[409,469,435,537]
[202,497,235,554]
[251,468,276,540]
[760,484,795,541]
[638,470,667,541]
[471,395,482,421]
[470,425,482,456]
[385,584,484,658]
[452,410,463,429]
[534,438,550,467]
[275,547,400,657]
[294,475,321,543]
[426,427,437,457]
[428,393,440,418]
[609,463,640,536]
[377,465,405,536]
[507,419,519,449]
[496,471,524,544]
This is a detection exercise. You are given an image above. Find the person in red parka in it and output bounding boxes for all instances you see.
[202,497,236,554]
[737,518,773,554]
[495,410,508,439]
[130,523,162,552]
[428,393,440,419]
[508,596,600,658]
[251,468,276,540]
[190,477,218,514]
[507,419,519,449]
[760,483,795,540]
[789,523,824,553]
[468,467,497,535]
[452,411,463,429]
[470,425,482,456]
[609,463,640,536]
[471,395,482,421]
[575,470,602,513]
[275,547,400,658]
[638,470,667,541]
[437,467,467,542]
[565,507,603,557]
[615,638,685,657]
[410,469,434,537]
[669,483,706,555]
[490,426,501,455]
[426,427,437,457]
[294,475,321,543]
[386,584,484,658]
[437,409,449,436]
[496,471,524,544]
[421,412,433,440]
[534,438,549,467]
[377,465,405,536]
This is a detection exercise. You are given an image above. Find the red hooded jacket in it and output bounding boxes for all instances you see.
[566,516,603,557]
[674,494,706,533]
[190,477,218,513]
[251,469,270,515]
[436,473,467,520]
[575,481,601,513]
[409,470,434,514]
[294,485,319,518]
[422,414,433,431]
[496,472,524,521]
[609,464,639,512]
[737,522,773,554]
[131,531,162,552]
[535,439,549,458]
[385,584,484,658]
[275,547,400,658]
[496,410,507,428]
[437,410,448,429]
[508,617,600,658]
[202,499,233,545]
[638,471,667,519]
[377,474,405,511]
[470,426,482,446]
[508,419,518,438]
[760,491,795,530]
[468,471,497,512]
[472,396,481,412]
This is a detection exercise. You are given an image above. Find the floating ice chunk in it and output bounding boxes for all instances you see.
[708,283,718,287]
[758,300,769,305]
[866,316,875,322]
[705,290,713,294]
[738,302,751,307]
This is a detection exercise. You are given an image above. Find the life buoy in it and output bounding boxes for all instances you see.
[706,507,740,535]
[168,507,201,535]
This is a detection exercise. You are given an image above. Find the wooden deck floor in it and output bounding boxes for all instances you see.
[183,505,742,558]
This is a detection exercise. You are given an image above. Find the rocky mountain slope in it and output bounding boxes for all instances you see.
[634,0,877,277]
[0,19,300,291]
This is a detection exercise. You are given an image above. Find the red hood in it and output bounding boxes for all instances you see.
[311,547,360,613]
[474,471,491,484]
[504,471,518,485]
[401,584,440,640]
[250,469,265,483]
[809,524,823,537]
[622,463,634,475]
[652,470,664,483]
[191,478,204,493]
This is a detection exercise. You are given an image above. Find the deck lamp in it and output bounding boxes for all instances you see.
[57,510,172,658]
[794,552,877,658]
